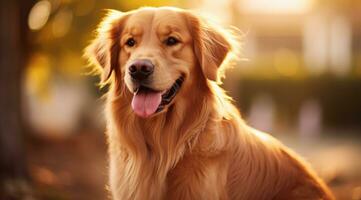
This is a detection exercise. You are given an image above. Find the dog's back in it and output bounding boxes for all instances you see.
[229,124,334,199]
[165,92,334,200]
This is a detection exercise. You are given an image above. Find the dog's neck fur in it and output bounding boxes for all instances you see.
[105,74,234,199]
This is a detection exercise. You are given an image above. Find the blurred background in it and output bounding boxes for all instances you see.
[0,0,360,199]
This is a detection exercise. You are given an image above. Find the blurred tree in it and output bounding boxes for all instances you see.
[0,0,33,199]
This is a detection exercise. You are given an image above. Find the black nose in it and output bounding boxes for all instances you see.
[129,59,154,81]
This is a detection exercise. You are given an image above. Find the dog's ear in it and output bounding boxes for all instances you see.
[84,10,128,84]
[185,13,235,83]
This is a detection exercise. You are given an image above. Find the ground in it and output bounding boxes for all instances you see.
[27,132,107,200]
[27,132,361,200]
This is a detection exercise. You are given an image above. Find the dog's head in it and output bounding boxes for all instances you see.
[85,7,236,118]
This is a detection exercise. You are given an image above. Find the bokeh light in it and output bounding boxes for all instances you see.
[28,0,51,31]
[240,0,314,14]
[52,8,73,38]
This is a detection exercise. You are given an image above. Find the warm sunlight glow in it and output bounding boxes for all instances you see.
[52,9,73,38]
[274,49,300,77]
[25,53,51,99]
[28,0,51,31]
[240,0,314,14]
[193,0,231,23]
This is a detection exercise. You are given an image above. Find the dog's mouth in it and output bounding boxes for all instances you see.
[131,77,184,118]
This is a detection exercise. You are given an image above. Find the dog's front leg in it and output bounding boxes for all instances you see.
[165,155,229,200]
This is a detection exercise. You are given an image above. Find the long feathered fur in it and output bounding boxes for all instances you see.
[84,7,334,200]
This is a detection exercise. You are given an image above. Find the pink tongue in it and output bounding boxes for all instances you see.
[131,90,162,118]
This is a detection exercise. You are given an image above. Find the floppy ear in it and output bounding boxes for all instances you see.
[186,13,234,82]
[84,10,128,83]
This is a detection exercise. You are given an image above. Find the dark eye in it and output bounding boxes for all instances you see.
[125,38,136,47]
[165,36,179,46]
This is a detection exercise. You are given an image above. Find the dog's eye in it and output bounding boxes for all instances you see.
[165,37,179,46]
[125,38,136,47]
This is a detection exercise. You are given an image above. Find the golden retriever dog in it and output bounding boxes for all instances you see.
[85,7,334,200]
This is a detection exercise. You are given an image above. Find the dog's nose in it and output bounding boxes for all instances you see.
[129,59,154,81]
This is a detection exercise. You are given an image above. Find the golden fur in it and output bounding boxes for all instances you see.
[84,7,334,200]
